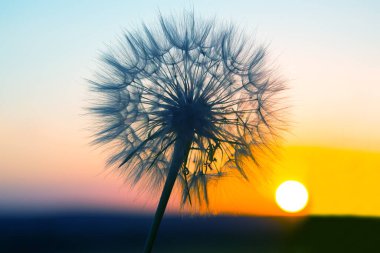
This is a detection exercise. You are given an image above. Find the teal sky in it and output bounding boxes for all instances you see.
[1,0,379,149]
[1,1,379,212]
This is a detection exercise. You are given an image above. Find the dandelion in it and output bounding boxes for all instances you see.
[89,11,284,253]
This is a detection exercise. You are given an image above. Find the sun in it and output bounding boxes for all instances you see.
[275,180,309,213]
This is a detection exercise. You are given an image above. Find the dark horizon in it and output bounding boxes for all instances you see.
[2,211,380,253]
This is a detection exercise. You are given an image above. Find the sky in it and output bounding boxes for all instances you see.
[1,0,380,216]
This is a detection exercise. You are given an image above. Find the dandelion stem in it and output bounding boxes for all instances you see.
[143,135,193,253]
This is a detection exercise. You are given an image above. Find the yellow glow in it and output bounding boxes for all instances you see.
[275,180,309,213]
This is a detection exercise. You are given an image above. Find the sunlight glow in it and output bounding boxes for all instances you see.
[275,180,309,213]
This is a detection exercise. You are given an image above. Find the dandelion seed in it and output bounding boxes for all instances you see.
[89,11,285,253]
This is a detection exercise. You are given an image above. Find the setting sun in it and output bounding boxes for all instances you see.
[276,180,309,213]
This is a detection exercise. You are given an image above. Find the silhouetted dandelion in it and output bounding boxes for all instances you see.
[89,11,285,253]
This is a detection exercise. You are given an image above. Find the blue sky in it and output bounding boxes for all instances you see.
[1,0,379,150]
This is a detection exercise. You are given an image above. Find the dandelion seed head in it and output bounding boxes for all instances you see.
[89,11,285,206]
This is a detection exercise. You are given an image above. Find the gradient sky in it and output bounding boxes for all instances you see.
[1,0,380,216]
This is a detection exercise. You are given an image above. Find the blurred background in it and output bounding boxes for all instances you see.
[1,0,380,252]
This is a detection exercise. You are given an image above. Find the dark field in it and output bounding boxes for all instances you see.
[1,212,379,253]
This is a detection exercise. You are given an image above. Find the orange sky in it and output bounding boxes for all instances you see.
[199,145,380,216]
[4,121,380,216]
